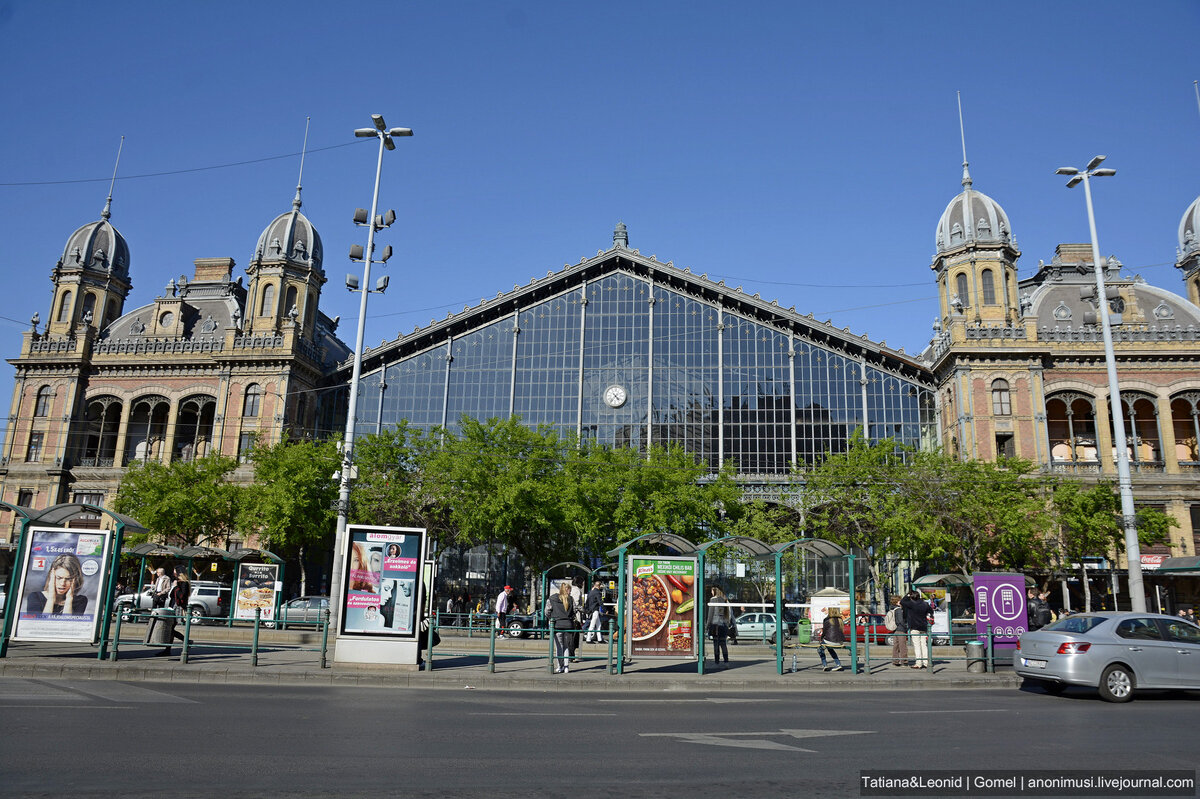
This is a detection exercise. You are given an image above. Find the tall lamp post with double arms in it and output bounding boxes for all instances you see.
[330,115,412,637]
[1054,155,1145,613]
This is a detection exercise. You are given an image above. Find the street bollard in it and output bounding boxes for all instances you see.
[110,611,123,661]
[251,607,261,667]
[488,620,497,673]
[180,610,193,664]
[320,608,330,669]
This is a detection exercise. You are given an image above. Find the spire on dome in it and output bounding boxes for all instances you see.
[101,136,124,220]
[957,92,972,189]
[292,117,310,211]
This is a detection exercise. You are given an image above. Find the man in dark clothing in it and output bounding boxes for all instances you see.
[900,590,933,670]
[1027,588,1046,631]
[584,579,606,643]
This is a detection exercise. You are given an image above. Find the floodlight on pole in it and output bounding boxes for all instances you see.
[329,114,412,635]
[1056,155,1146,613]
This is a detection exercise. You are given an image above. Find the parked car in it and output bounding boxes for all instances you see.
[272,595,330,627]
[1015,611,1200,702]
[733,612,791,645]
[114,581,230,624]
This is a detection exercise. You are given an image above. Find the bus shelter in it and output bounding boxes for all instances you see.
[0,501,148,659]
[607,533,856,676]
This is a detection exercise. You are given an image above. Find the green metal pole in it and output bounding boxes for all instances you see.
[110,607,123,661]
[774,552,784,675]
[98,523,125,660]
[615,547,627,675]
[1,517,33,658]
[848,553,858,676]
[696,552,706,675]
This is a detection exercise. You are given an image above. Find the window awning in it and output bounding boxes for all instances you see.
[912,573,970,587]
[1154,556,1200,575]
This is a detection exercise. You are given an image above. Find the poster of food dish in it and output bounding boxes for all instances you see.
[12,527,113,643]
[626,556,697,659]
[341,525,426,637]
[234,563,279,621]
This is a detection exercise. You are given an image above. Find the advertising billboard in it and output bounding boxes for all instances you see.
[12,527,113,643]
[971,573,1027,649]
[626,556,697,659]
[234,562,280,622]
[341,525,426,637]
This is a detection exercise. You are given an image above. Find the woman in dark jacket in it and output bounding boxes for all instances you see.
[548,582,575,674]
[817,607,846,671]
[901,590,933,669]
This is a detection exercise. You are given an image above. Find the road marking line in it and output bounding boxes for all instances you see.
[599,698,778,703]
[472,712,617,716]
[889,709,1009,714]
[0,705,135,709]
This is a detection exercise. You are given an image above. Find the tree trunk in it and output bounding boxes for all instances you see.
[1080,564,1091,613]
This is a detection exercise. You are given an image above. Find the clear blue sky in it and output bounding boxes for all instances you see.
[2,1,1198,447]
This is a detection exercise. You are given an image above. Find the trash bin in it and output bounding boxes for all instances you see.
[965,639,986,673]
[797,618,812,645]
[145,607,177,646]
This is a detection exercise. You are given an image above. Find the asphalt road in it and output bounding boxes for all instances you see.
[0,679,1196,798]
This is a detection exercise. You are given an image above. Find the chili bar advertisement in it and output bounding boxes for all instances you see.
[626,556,697,659]
[12,527,113,643]
[234,562,280,622]
[341,525,426,637]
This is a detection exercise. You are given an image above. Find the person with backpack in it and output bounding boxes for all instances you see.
[901,589,934,670]
[886,594,908,667]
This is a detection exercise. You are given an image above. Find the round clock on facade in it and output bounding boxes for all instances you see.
[603,384,628,408]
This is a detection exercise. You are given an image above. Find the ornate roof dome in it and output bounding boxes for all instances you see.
[934,168,1014,255]
[1177,196,1200,259]
[253,203,323,273]
[59,216,130,278]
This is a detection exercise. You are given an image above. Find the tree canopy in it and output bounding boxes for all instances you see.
[112,452,241,548]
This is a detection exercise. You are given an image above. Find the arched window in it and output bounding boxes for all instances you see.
[57,290,73,323]
[260,284,276,316]
[284,286,298,317]
[991,379,1011,416]
[243,383,263,418]
[1170,392,1200,463]
[981,270,996,304]
[1046,393,1099,467]
[34,386,53,417]
[81,292,97,322]
[104,299,118,328]
[954,273,968,308]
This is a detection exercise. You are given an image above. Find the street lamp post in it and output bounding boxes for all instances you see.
[1054,155,1146,613]
[329,115,412,635]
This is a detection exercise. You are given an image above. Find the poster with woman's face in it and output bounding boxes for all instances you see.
[342,525,425,636]
[13,527,112,643]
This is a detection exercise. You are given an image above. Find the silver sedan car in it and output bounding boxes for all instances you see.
[1015,611,1200,702]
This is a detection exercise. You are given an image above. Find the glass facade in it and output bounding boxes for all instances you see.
[355,266,936,475]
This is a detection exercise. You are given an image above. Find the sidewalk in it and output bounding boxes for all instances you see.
[0,626,1021,692]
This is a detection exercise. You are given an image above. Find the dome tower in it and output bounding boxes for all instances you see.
[931,160,1021,328]
[1175,196,1200,305]
[47,194,132,336]
[244,174,326,338]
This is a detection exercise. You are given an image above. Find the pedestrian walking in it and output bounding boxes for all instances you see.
[901,589,934,670]
[549,582,575,674]
[568,575,585,661]
[495,585,513,637]
[584,579,605,643]
[817,606,846,671]
[706,586,732,667]
[887,594,908,666]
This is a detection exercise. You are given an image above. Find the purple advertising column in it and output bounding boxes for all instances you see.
[971,573,1027,649]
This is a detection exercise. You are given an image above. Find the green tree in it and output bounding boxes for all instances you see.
[421,416,574,574]
[802,430,919,605]
[1051,479,1176,611]
[909,455,1055,576]
[112,452,241,548]
[239,436,340,595]
[351,422,443,533]
[558,441,741,559]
